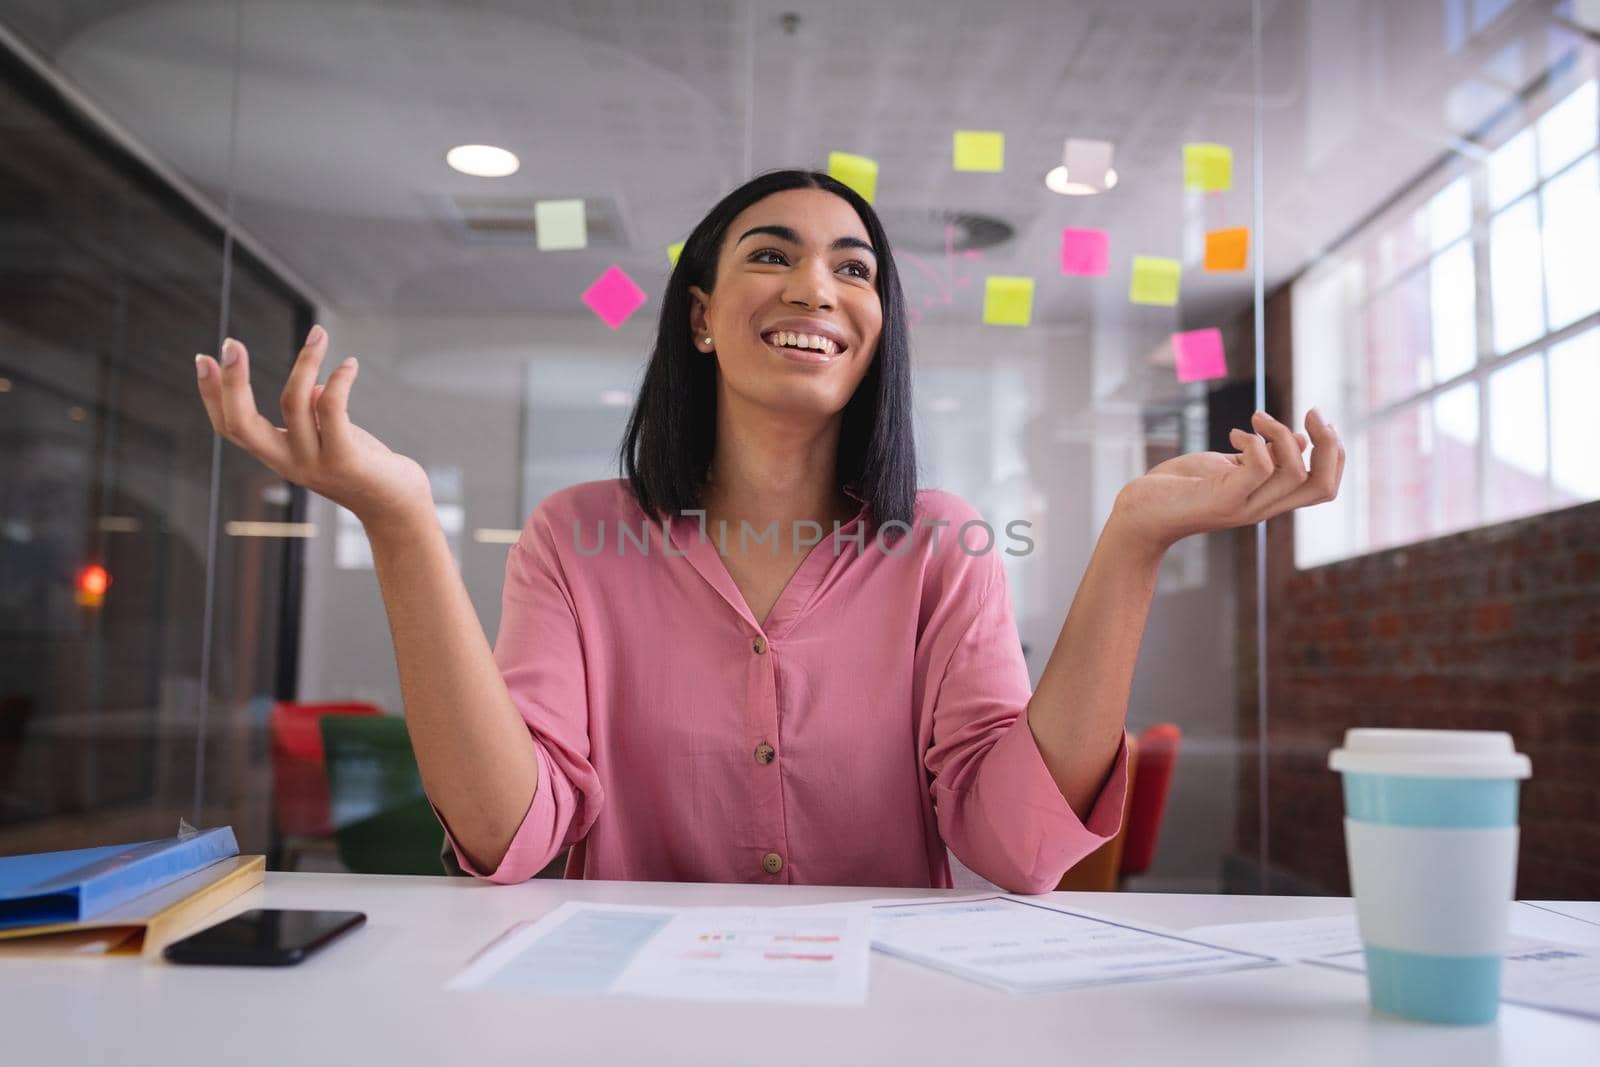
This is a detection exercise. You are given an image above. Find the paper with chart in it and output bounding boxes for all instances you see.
[1185,913,1600,1021]
[869,895,1280,993]
[448,901,871,1004]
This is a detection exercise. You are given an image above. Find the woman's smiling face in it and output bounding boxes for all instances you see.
[688,187,883,419]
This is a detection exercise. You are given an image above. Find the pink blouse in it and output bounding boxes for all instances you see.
[430,478,1129,893]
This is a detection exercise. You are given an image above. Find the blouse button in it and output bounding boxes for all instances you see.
[761,852,784,875]
[752,635,768,654]
[754,742,776,765]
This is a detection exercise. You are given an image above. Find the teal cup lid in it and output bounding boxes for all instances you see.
[1328,728,1530,779]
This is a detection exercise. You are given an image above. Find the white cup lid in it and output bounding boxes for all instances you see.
[1328,728,1531,779]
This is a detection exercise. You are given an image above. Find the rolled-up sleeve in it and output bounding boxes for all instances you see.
[430,507,603,884]
[921,548,1130,895]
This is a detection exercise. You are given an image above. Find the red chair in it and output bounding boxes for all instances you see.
[1119,723,1182,881]
[269,701,384,869]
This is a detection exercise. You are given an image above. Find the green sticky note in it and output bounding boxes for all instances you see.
[983,276,1034,327]
[1183,143,1232,192]
[667,241,685,267]
[953,131,1004,172]
[535,199,587,251]
[1129,256,1181,306]
[828,151,879,204]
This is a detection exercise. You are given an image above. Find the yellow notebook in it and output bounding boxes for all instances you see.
[0,854,264,958]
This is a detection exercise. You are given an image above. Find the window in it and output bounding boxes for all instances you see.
[1294,76,1600,568]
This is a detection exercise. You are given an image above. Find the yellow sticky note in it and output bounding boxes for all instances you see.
[983,276,1034,327]
[1203,228,1249,272]
[534,199,587,251]
[1183,143,1232,192]
[667,241,685,267]
[953,131,1004,172]
[828,151,879,204]
[1129,256,1181,306]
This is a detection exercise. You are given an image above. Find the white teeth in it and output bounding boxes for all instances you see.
[764,330,840,355]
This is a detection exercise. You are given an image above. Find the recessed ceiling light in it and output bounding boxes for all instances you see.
[446,144,520,178]
[1045,165,1118,196]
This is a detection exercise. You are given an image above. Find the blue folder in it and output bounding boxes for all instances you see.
[0,827,239,930]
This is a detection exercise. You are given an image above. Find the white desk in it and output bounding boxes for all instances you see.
[6,874,1597,1066]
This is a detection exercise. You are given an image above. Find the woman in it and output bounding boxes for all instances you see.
[194,170,1343,893]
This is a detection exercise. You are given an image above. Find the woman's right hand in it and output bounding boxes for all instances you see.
[194,326,433,528]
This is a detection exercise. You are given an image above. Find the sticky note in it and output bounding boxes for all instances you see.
[1129,256,1181,306]
[667,241,685,267]
[1060,228,1109,276]
[827,152,878,204]
[1172,328,1227,383]
[535,199,586,250]
[983,276,1034,327]
[1063,138,1114,187]
[1204,228,1249,272]
[1183,143,1232,192]
[953,131,1004,172]
[582,265,647,330]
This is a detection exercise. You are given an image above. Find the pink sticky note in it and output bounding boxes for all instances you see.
[1060,228,1109,276]
[582,265,647,330]
[1172,328,1227,383]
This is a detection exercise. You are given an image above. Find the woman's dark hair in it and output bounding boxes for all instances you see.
[618,169,917,539]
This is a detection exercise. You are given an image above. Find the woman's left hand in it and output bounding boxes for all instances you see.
[1108,407,1345,557]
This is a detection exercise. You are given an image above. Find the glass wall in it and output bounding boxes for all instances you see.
[1,0,1593,899]
[1267,0,1599,898]
[0,19,306,858]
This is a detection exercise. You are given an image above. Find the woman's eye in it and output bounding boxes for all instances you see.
[750,248,788,265]
[840,261,872,280]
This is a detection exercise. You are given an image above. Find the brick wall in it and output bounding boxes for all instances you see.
[1234,291,1600,900]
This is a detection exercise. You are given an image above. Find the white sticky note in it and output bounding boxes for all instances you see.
[535,199,587,251]
[1063,138,1114,187]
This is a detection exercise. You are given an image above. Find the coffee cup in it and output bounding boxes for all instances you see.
[1328,728,1531,1024]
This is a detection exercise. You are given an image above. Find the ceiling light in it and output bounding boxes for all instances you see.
[599,390,632,407]
[446,144,520,178]
[224,521,318,538]
[1045,165,1118,196]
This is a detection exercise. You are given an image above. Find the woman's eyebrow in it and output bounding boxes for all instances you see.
[736,225,877,257]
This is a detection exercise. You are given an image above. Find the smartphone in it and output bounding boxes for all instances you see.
[162,908,365,966]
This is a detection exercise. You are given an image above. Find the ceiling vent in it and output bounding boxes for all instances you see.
[875,209,1016,256]
[430,194,628,247]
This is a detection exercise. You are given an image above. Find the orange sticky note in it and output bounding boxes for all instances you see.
[1204,228,1249,272]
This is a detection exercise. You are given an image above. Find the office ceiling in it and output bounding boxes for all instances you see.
[0,0,1587,332]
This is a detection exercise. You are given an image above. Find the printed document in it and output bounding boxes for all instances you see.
[1186,914,1600,1020]
[868,895,1281,993]
[449,901,870,1004]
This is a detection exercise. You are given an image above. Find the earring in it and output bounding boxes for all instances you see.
[703,336,713,348]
